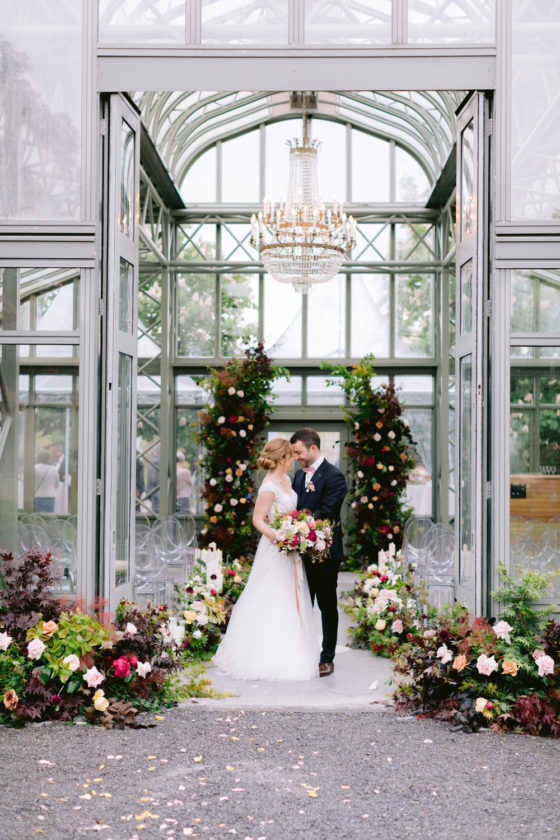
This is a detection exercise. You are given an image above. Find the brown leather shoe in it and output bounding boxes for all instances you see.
[319,662,334,677]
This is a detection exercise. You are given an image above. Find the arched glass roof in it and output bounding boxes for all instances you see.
[135,90,464,193]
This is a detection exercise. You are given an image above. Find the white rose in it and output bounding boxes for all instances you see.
[374,433,381,441]
[27,638,46,660]
[225,474,233,482]
[230,499,239,506]
[239,429,247,438]
[196,614,209,626]
[137,661,152,678]
[475,697,487,714]
[357,471,364,478]
[228,387,236,395]
[83,666,105,688]
[193,630,202,639]
[209,478,217,486]
[214,504,223,512]
[388,431,396,439]
[237,390,244,397]
[0,632,13,651]
[62,654,81,672]
[218,416,225,424]
[125,622,137,636]
[375,619,386,631]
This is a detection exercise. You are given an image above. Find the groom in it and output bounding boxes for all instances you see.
[290,428,347,677]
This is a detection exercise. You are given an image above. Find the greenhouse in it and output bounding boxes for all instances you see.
[1,0,559,617]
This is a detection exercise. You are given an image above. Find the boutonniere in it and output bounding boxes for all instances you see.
[306,481,315,492]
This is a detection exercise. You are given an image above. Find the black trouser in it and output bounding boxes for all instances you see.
[305,556,340,664]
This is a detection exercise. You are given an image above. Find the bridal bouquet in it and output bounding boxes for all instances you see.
[270,509,333,563]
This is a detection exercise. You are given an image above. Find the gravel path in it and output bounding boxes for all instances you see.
[1,706,559,840]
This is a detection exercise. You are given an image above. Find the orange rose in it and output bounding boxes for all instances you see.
[3,689,18,710]
[502,660,518,677]
[393,525,400,534]
[373,483,381,491]
[235,469,243,477]
[42,620,58,638]
[210,515,218,524]
[400,452,407,461]
[376,421,383,429]
[453,654,467,672]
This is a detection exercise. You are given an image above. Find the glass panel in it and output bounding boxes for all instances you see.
[116,353,132,586]
[460,259,473,335]
[307,276,346,358]
[99,0,185,44]
[265,120,297,199]
[510,353,560,586]
[182,148,217,204]
[449,269,456,357]
[513,270,560,334]
[119,259,134,334]
[408,0,496,44]
[221,274,259,357]
[459,355,473,585]
[271,375,302,406]
[352,131,390,203]
[121,120,135,239]
[176,274,216,357]
[176,224,217,261]
[403,408,433,516]
[305,0,392,45]
[201,0,289,44]
[138,272,163,358]
[395,147,431,203]
[1,269,78,332]
[460,120,475,240]
[394,375,434,406]
[511,2,560,219]
[395,274,434,357]
[309,119,347,203]
[354,224,391,261]
[263,278,302,358]
[351,275,390,358]
[395,223,436,261]
[176,376,209,407]
[220,224,252,261]
[0,2,82,220]
[221,132,260,203]
[175,409,202,516]
[306,376,344,406]
[0,353,79,580]
[511,270,536,333]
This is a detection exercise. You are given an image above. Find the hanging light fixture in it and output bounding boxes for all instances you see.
[250,104,356,294]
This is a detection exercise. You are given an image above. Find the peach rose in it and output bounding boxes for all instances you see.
[452,654,467,672]
[42,620,58,638]
[502,660,518,677]
[3,689,18,711]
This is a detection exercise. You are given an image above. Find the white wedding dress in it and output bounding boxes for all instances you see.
[213,478,320,680]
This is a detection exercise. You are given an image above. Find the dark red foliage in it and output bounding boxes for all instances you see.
[512,694,560,738]
[15,674,86,723]
[0,550,71,641]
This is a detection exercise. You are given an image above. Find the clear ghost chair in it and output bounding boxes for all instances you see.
[402,515,433,577]
[181,515,198,579]
[46,537,77,594]
[525,521,548,543]
[17,521,49,556]
[510,540,544,576]
[423,523,455,610]
[152,515,187,605]
[134,524,166,607]
[540,529,560,576]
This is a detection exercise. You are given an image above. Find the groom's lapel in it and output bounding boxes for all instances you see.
[311,459,328,489]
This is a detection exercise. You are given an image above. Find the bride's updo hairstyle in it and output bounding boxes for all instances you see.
[257,438,292,471]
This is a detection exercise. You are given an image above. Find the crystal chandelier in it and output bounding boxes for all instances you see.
[250,112,356,293]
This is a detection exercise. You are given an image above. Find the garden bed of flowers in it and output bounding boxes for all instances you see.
[343,543,433,657]
[0,549,213,728]
[390,567,560,736]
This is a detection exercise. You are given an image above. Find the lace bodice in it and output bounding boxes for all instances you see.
[258,479,297,516]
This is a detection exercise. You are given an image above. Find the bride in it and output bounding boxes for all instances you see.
[213,438,320,680]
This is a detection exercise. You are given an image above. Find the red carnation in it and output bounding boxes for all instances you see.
[113,656,130,677]
[365,456,375,466]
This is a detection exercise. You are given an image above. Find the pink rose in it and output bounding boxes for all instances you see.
[113,656,131,677]
[62,654,81,672]
[27,638,46,660]
[196,614,209,626]
[493,620,513,640]
[423,630,436,639]
[533,648,546,663]
[537,654,555,677]
[476,654,498,676]
[210,588,218,596]
[391,619,404,634]
[83,666,104,688]
[129,655,138,668]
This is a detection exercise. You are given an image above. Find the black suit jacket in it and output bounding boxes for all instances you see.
[293,460,347,562]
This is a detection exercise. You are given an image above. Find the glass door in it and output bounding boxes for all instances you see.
[103,95,140,608]
[454,93,489,614]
